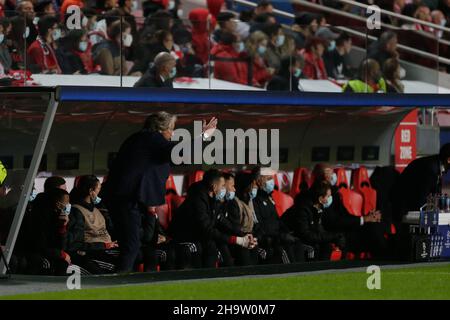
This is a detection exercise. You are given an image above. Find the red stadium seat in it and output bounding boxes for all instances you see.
[352,167,377,215]
[272,189,294,217]
[188,170,204,186]
[289,167,311,197]
[165,175,178,195]
[334,168,363,217]
[330,248,342,261]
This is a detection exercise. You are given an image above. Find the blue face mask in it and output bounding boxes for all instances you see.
[169,66,177,78]
[235,42,245,53]
[276,34,285,47]
[323,195,333,208]
[216,188,226,201]
[263,179,275,194]
[29,190,38,202]
[52,29,62,41]
[225,191,235,201]
[330,173,337,186]
[249,187,258,200]
[93,195,102,205]
[79,41,88,52]
[328,40,336,52]
[257,45,267,55]
[294,68,302,78]
[64,203,71,215]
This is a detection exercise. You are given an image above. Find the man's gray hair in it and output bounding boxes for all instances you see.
[154,52,175,70]
[144,111,177,132]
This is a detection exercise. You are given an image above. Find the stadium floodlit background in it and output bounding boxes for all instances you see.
[0,0,450,300]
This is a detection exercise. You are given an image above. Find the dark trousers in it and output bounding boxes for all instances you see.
[258,236,284,264]
[110,199,143,272]
[345,223,388,258]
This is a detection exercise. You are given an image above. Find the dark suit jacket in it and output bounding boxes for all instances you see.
[133,66,174,88]
[392,155,442,221]
[168,181,230,244]
[106,130,176,207]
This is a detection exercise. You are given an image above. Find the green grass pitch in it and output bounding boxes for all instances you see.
[2,264,450,300]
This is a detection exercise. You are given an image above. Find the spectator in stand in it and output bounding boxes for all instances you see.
[254,0,273,15]
[115,0,138,42]
[245,30,274,87]
[169,169,256,268]
[92,20,130,75]
[34,0,56,18]
[189,8,216,65]
[301,36,327,80]
[319,29,353,80]
[16,0,38,43]
[289,12,319,49]
[383,58,405,93]
[9,16,28,70]
[235,10,251,40]
[282,181,346,261]
[0,18,12,75]
[131,29,173,75]
[141,10,173,37]
[368,31,399,69]
[438,0,450,21]
[206,0,224,20]
[262,23,290,70]
[249,12,276,33]
[143,0,168,17]
[27,15,62,73]
[57,29,96,74]
[211,31,250,85]
[67,175,118,274]
[173,29,204,77]
[134,51,176,87]
[431,10,448,38]
[267,55,305,91]
[213,11,237,43]
[343,58,387,93]
[413,5,434,32]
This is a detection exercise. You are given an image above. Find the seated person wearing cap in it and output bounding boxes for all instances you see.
[134,52,177,88]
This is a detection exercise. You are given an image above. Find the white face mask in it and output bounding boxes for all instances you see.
[122,33,133,47]
[131,0,138,11]
[399,67,406,79]
[81,16,88,27]
[0,34,4,44]
[168,0,175,10]
[177,9,183,18]
[24,26,30,39]
[33,17,40,25]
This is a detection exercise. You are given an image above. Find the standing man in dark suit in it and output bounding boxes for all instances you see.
[392,143,450,223]
[105,112,218,272]
[133,52,177,88]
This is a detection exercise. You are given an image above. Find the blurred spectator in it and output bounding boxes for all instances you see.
[267,54,305,91]
[35,0,56,17]
[211,31,249,85]
[16,0,38,43]
[254,0,273,15]
[67,175,118,274]
[343,58,387,93]
[301,36,327,80]
[213,11,236,43]
[57,29,96,74]
[235,10,251,40]
[262,23,286,70]
[289,12,319,49]
[92,19,130,75]
[438,0,450,21]
[206,0,224,19]
[412,5,434,32]
[0,17,12,74]
[143,0,167,17]
[8,16,27,70]
[431,9,447,37]
[44,176,67,192]
[134,51,176,87]
[189,8,216,65]
[368,31,399,69]
[282,181,345,261]
[131,29,173,74]
[245,30,274,87]
[27,15,62,73]
[383,58,405,93]
[249,12,276,33]
[60,0,84,17]
[394,0,406,14]
[116,0,138,40]
[173,28,203,77]
[141,10,173,37]
[321,30,353,80]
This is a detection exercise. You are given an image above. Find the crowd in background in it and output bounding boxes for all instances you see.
[0,0,446,91]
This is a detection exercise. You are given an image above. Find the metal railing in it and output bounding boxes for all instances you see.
[233,0,450,66]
